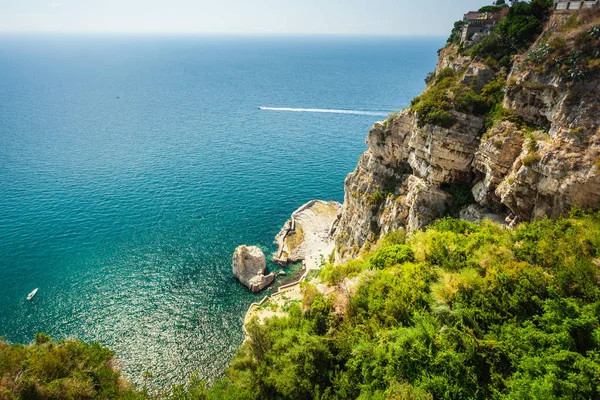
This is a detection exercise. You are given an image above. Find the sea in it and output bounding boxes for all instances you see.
[0,34,443,388]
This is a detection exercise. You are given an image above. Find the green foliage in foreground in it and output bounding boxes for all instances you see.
[216,212,600,399]
[4,212,600,399]
[0,333,143,399]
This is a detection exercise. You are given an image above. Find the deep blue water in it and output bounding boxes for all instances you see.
[0,35,443,387]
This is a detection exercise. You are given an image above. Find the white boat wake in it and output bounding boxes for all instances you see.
[258,107,389,117]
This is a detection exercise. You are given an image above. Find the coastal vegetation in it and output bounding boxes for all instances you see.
[0,334,140,399]
[201,211,600,399]
[523,7,600,82]
[218,210,600,399]
[6,212,600,399]
[468,0,554,69]
[415,0,591,133]
[410,72,501,129]
[3,3,600,400]
[415,0,557,130]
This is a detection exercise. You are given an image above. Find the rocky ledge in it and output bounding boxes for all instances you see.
[273,200,341,270]
[243,200,341,329]
[232,245,275,293]
[333,10,600,264]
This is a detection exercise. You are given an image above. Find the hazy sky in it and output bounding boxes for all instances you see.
[0,0,496,35]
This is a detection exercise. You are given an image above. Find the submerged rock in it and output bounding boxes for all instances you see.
[232,245,275,293]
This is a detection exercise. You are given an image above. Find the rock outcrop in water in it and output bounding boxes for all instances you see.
[232,245,275,293]
[334,9,600,263]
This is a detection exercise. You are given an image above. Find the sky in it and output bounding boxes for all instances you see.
[0,0,498,36]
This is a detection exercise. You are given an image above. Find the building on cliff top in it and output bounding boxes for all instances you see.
[554,0,600,10]
[461,7,509,44]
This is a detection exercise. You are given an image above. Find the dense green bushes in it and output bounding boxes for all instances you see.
[410,74,499,129]
[0,334,143,399]
[447,20,466,45]
[212,212,600,399]
[369,244,414,270]
[4,213,600,399]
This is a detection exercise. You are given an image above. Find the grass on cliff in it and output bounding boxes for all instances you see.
[410,73,502,129]
[397,0,557,131]
[523,7,600,82]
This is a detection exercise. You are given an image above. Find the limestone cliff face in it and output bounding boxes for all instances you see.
[232,245,275,293]
[334,11,600,263]
[492,13,600,220]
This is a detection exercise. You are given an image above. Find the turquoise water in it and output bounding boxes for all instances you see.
[0,35,443,387]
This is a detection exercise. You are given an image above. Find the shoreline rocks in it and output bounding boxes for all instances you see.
[273,200,341,269]
[242,200,341,331]
[232,245,275,293]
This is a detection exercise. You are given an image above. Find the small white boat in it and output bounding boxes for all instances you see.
[27,288,38,300]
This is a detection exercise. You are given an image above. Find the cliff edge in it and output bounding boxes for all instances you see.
[335,5,600,263]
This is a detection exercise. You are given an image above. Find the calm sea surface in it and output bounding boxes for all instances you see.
[0,35,443,387]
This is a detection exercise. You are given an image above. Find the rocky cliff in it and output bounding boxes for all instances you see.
[334,7,600,263]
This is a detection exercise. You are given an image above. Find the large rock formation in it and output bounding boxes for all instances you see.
[232,246,275,293]
[334,10,600,263]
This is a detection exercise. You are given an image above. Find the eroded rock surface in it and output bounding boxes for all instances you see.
[274,200,341,270]
[232,245,274,293]
[333,12,600,264]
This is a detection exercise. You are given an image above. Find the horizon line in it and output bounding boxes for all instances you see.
[0,31,447,38]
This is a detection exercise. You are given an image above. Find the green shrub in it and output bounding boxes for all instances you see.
[412,69,508,130]
[352,263,436,327]
[387,110,401,120]
[0,336,138,399]
[424,71,435,85]
[479,5,505,13]
[379,229,407,247]
[522,152,541,166]
[413,103,456,128]
[435,67,456,84]
[369,244,415,269]
[429,216,478,234]
[410,76,458,128]
[481,75,506,104]
[525,133,538,152]
[470,0,553,68]
[454,89,491,115]
[320,258,367,285]
[483,104,524,131]
[447,20,466,44]
[367,190,389,206]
